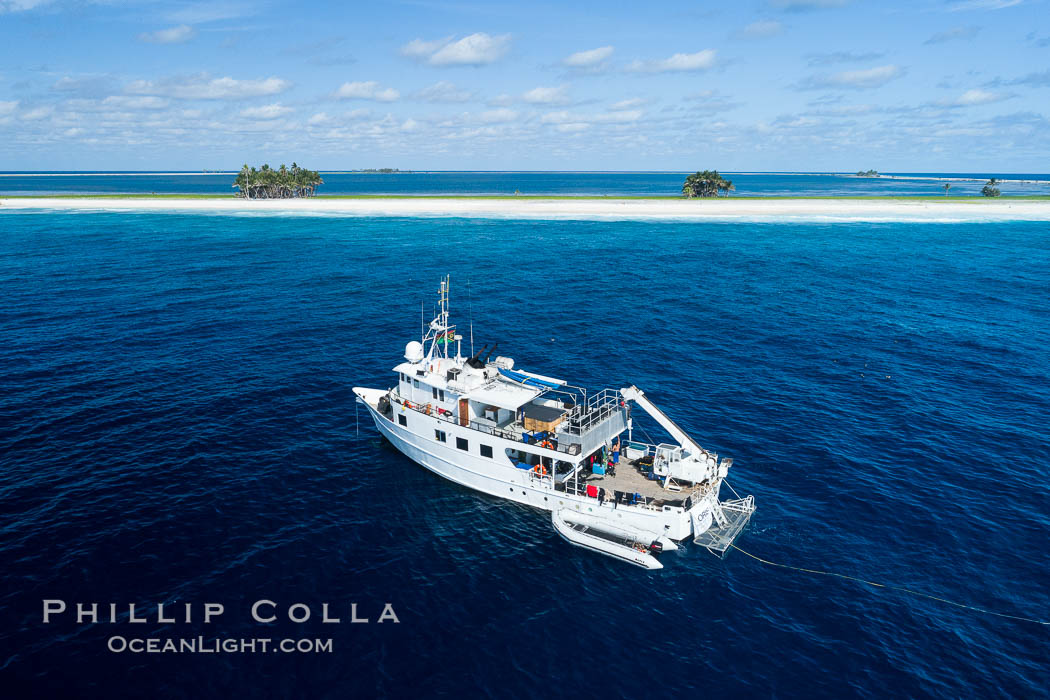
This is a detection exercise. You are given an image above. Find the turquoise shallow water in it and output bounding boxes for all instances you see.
[2,170,1049,197]
[1,211,1048,697]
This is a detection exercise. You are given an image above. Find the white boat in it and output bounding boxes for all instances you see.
[354,275,755,566]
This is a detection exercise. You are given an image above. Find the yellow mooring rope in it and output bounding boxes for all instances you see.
[729,544,1050,626]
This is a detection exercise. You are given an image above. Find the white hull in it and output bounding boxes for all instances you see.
[355,387,705,542]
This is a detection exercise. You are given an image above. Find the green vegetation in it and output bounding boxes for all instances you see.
[682,170,735,198]
[856,169,880,177]
[981,178,1001,197]
[233,163,323,199]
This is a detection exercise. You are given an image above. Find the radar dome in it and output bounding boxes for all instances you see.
[404,341,424,363]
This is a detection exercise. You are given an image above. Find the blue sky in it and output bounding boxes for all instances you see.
[1,0,1047,171]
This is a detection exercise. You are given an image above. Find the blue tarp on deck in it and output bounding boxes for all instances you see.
[498,367,563,390]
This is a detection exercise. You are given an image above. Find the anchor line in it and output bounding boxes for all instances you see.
[729,544,1050,626]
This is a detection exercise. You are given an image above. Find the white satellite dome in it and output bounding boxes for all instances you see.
[404,341,424,363]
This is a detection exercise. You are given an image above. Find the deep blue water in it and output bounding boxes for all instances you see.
[2,170,1050,197]
[1,211,1048,698]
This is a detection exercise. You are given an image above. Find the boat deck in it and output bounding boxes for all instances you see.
[561,458,701,508]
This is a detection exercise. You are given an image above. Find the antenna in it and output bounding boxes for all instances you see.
[467,277,475,357]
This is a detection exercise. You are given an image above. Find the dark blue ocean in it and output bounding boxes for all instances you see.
[1,210,1048,698]
[2,170,1050,197]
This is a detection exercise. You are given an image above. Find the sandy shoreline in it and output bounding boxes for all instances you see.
[3,196,1050,221]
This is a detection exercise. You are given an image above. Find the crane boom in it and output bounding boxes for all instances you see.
[619,385,704,457]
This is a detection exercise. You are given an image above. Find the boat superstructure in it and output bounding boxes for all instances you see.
[354,275,755,567]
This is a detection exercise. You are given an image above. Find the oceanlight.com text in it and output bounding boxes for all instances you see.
[107,636,333,654]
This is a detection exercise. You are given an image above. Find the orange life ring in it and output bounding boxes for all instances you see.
[532,465,548,477]
[540,440,553,450]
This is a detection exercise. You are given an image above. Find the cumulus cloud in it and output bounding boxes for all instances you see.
[799,64,904,89]
[139,25,197,44]
[627,49,716,73]
[562,46,614,71]
[333,81,400,101]
[239,103,293,119]
[126,74,290,99]
[401,33,510,66]
[738,21,783,38]
[414,81,474,103]
[925,26,980,44]
[522,85,570,104]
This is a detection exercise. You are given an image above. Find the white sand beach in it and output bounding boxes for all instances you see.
[3,196,1050,222]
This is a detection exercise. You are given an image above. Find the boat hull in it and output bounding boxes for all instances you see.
[355,387,706,541]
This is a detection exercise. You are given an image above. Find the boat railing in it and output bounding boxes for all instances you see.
[562,388,625,436]
[391,394,582,455]
[555,480,662,512]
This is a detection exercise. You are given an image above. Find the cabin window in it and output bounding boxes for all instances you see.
[435,430,447,443]
[432,386,438,400]
[398,414,407,427]
[439,389,445,402]
[413,379,419,389]
[480,444,493,458]
[456,437,468,451]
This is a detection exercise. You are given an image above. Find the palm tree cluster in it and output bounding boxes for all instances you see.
[233,163,323,199]
[981,178,1001,197]
[682,170,735,198]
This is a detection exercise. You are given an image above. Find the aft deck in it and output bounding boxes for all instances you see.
[556,455,709,509]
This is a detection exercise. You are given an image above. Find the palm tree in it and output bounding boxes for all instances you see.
[943,183,951,196]
[232,162,324,199]
[981,178,1001,197]
[683,170,728,198]
[719,179,735,197]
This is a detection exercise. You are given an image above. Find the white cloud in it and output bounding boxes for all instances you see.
[563,46,614,68]
[401,36,452,58]
[739,21,783,38]
[101,96,169,109]
[333,81,400,101]
[611,98,645,110]
[401,33,510,66]
[239,103,292,119]
[925,26,980,44]
[627,50,717,73]
[139,25,197,44]
[126,74,290,99]
[22,105,53,120]
[522,85,570,104]
[480,108,518,123]
[0,0,52,12]
[942,89,1012,106]
[801,64,904,89]
[308,112,331,125]
[414,81,474,103]
[0,100,18,116]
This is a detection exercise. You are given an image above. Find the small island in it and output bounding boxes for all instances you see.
[682,170,735,198]
[233,163,323,199]
[856,169,880,177]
